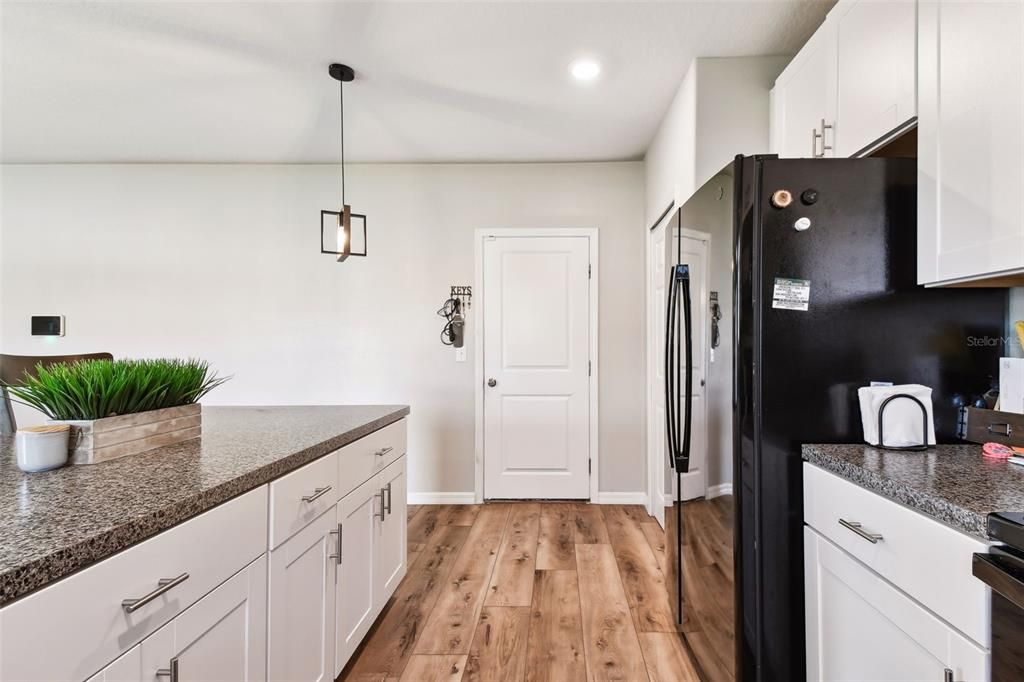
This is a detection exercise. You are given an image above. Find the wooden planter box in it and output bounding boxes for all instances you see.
[55,404,202,465]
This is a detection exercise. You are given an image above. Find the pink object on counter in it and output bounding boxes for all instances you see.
[983,442,1015,459]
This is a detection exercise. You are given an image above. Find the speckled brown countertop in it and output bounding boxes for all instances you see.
[803,443,1024,540]
[0,405,409,607]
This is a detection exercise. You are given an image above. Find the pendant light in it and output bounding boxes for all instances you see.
[321,63,367,262]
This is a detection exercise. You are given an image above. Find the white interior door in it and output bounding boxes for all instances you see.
[483,235,591,499]
[647,219,669,526]
[672,231,708,503]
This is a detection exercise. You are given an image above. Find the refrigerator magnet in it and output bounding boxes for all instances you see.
[772,277,810,311]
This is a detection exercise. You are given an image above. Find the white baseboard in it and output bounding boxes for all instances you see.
[410,492,651,505]
[594,492,649,505]
[706,483,733,499]
[408,492,476,505]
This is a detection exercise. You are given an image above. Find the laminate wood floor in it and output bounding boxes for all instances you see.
[340,503,702,682]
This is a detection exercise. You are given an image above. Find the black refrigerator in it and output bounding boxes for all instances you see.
[663,155,1007,682]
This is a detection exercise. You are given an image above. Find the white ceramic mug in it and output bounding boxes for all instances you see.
[16,425,70,473]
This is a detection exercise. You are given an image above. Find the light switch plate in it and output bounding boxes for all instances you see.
[455,347,467,362]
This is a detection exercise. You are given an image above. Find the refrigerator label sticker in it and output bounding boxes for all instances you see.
[772,278,810,311]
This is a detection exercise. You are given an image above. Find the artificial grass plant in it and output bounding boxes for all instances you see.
[3,358,228,421]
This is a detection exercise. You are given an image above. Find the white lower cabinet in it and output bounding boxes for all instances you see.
[85,648,142,682]
[332,454,409,676]
[804,463,991,681]
[267,510,338,682]
[1,421,409,682]
[334,476,380,675]
[139,554,268,682]
[375,455,408,608]
[805,527,989,682]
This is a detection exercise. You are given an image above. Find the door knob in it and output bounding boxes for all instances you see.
[487,378,497,387]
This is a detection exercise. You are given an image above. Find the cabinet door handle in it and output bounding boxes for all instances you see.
[838,518,884,544]
[375,446,393,458]
[384,482,392,516]
[812,127,821,156]
[155,658,179,682]
[375,489,386,520]
[122,573,190,613]
[302,485,333,503]
[329,523,343,565]
[820,118,833,155]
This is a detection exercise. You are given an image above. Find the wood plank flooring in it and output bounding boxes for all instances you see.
[340,503,702,682]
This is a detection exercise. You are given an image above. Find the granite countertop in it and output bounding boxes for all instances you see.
[803,443,1024,540]
[0,405,409,607]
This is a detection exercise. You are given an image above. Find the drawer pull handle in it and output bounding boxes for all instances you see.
[329,523,343,565]
[122,573,190,613]
[156,658,179,682]
[302,485,333,503]
[375,446,394,458]
[989,422,1013,436]
[838,518,883,544]
[384,482,393,515]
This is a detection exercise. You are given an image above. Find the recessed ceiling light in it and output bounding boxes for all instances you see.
[569,58,601,82]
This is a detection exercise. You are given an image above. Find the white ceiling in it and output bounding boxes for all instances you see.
[0,1,832,164]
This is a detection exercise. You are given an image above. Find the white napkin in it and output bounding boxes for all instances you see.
[858,384,936,447]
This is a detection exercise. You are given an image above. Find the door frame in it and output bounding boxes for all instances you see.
[646,224,712,522]
[473,228,599,503]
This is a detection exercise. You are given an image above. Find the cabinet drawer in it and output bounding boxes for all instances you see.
[0,486,267,682]
[337,419,406,500]
[803,463,990,646]
[269,450,339,549]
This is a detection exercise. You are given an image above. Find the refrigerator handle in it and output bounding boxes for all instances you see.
[678,264,693,473]
[665,264,679,470]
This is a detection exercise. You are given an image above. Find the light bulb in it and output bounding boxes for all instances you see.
[569,58,601,82]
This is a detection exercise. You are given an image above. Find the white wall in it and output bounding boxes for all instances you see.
[644,56,789,227]
[0,162,646,496]
[645,61,697,226]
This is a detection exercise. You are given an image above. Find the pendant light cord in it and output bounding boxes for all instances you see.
[339,80,346,206]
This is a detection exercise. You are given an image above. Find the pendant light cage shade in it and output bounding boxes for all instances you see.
[321,63,365,262]
[321,207,367,262]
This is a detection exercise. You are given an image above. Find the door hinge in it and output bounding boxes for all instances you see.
[588,458,592,475]
[588,264,592,279]
[588,361,592,377]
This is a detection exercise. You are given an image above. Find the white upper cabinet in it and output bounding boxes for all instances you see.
[833,0,917,156]
[917,0,1024,286]
[771,0,917,159]
[771,21,838,158]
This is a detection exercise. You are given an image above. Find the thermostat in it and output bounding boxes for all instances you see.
[31,316,65,337]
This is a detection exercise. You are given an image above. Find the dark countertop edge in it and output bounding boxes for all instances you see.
[0,406,409,608]
[801,444,989,540]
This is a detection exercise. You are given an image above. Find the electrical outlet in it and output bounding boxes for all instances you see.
[455,347,467,362]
